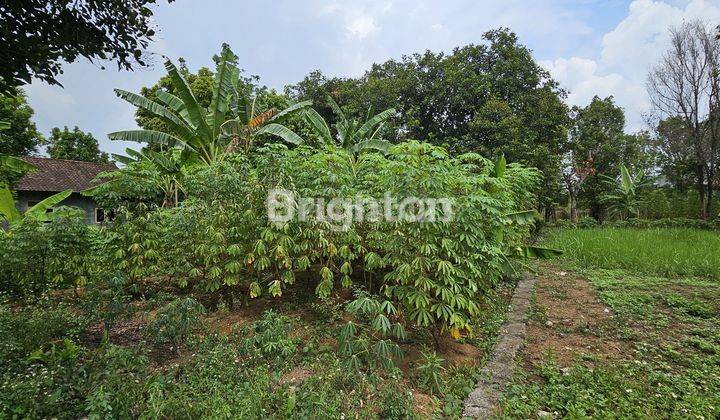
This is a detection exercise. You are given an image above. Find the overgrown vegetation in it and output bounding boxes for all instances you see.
[0,41,553,417]
[501,230,720,418]
[544,227,720,279]
[2,13,718,417]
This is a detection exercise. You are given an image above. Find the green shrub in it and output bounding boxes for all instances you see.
[244,310,297,362]
[81,272,134,335]
[0,208,98,297]
[146,297,206,350]
[123,142,541,338]
[0,302,87,366]
[576,216,599,228]
[339,292,406,370]
[417,349,446,394]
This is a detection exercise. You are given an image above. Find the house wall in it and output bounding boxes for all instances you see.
[15,191,100,224]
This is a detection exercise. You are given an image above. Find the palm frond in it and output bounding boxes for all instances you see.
[113,89,193,139]
[355,108,395,140]
[255,123,304,145]
[164,60,212,141]
[25,190,72,221]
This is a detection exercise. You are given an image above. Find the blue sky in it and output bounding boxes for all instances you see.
[24,0,720,156]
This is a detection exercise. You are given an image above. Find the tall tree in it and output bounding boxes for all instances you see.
[647,20,720,218]
[0,0,174,93]
[287,28,569,214]
[46,126,109,163]
[655,116,697,190]
[0,89,43,156]
[568,96,644,221]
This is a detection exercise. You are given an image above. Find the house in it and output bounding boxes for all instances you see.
[14,157,117,224]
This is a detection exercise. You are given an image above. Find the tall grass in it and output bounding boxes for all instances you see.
[544,228,720,279]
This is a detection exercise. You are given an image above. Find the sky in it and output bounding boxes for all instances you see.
[23,0,720,157]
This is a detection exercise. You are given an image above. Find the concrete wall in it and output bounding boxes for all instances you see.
[15,191,101,224]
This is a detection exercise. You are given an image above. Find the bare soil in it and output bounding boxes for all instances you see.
[523,262,633,369]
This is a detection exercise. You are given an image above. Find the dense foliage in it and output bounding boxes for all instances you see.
[92,142,541,337]
[0,0,173,93]
[46,126,109,163]
[0,89,43,157]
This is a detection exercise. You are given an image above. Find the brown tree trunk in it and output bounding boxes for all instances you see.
[707,166,715,218]
[569,192,578,223]
[697,164,707,219]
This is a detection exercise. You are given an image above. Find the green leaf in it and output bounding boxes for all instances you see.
[113,89,193,140]
[504,210,540,225]
[0,185,21,223]
[164,60,212,142]
[209,44,240,137]
[249,282,261,298]
[354,108,395,140]
[620,164,634,195]
[25,189,72,221]
[493,154,506,178]
[326,95,346,120]
[255,123,304,145]
[371,314,391,334]
[108,130,180,146]
[155,91,193,126]
[350,139,392,154]
[303,109,333,145]
[0,155,36,173]
[268,100,312,123]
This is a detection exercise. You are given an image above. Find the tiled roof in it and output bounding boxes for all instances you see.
[14,157,117,192]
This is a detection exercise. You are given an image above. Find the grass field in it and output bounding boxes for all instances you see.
[500,227,720,418]
[543,227,720,279]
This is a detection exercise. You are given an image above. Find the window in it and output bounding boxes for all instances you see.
[94,208,105,223]
[94,208,114,223]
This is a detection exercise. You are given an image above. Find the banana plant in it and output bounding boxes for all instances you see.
[118,148,187,207]
[0,188,72,224]
[109,44,308,165]
[600,164,651,219]
[84,147,189,208]
[221,98,312,154]
[266,96,396,154]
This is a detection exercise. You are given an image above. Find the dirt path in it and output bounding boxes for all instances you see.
[462,264,633,418]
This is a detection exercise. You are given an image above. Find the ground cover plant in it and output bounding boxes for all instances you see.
[500,229,720,418]
[543,227,720,279]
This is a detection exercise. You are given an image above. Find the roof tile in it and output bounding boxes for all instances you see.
[14,157,117,192]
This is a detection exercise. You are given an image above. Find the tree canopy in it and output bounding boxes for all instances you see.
[287,29,570,212]
[0,89,43,156]
[0,0,173,93]
[47,126,109,163]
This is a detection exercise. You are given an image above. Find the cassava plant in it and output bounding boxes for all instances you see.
[338,291,406,370]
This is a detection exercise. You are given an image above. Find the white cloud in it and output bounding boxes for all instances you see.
[542,0,720,132]
[346,14,381,39]
[431,23,443,32]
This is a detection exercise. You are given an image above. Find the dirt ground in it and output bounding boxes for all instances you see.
[522,262,633,369]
